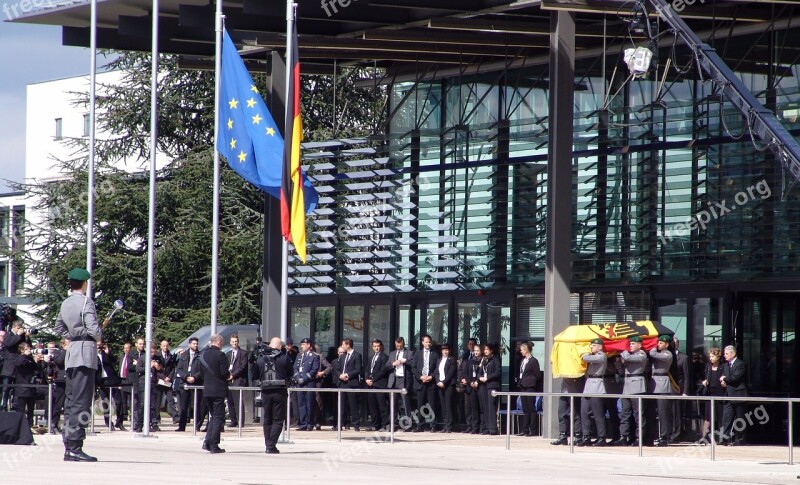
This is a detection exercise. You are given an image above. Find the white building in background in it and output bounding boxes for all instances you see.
[0,190,26,307]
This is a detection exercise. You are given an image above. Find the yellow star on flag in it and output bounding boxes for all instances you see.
[252,113,263,125]
[250,84,259,93]
[227,118,233,129]
[238,151,247,163]
[230,138,237,149]
[266,127,276,136]
[228,98,239,109]
[246,98,257,108]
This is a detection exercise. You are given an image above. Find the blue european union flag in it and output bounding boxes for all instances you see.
[218,30,283,200]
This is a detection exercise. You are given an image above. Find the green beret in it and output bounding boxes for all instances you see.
[590,338,604,345]
[658,334,672,342]
[629,335,643,343]
[68,268,91,281]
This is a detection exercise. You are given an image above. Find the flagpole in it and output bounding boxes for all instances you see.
[281,1,296,343]
[211,0,224,336]
[85,0,96,296]
[142,0,160,438]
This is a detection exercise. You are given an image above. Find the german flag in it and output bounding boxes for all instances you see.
[551,321,674,378]
[280,20,308,263]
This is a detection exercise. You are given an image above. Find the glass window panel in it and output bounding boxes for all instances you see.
[398,304,418,349]
[457,302,481,356]
[290,307,311,342]
[314,306,336,356]
[342,305,365,353]
[425,302,449,346]
[368,304,391,348]
[486,302,511,390]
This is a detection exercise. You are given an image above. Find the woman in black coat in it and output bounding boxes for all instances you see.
[698,347,725,444]
[464,346,483,434]
[435,344,457,432]
[477,344,501,435]
[516,342,541,436]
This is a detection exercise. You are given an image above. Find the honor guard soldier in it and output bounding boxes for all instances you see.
[612,335,648,446]
[579,338,608,446]
[54,268,102,462]
[649,334,674,446]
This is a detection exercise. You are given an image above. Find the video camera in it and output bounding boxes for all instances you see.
[248,343,281,364]
[31,348,49,356]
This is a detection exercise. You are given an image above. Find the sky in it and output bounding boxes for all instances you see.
[0,21,89,192]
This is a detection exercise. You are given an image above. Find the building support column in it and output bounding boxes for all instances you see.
[543,9,575,439]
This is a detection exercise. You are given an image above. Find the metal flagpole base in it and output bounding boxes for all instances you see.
[277,430,294,444]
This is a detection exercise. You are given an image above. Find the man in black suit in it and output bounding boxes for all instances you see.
[156,340,178,425]
[435,343,457,433]
[386,337,413,428]
[131,338,146,432]
[671,337,690,442]
[196,334,230,453]
[720,345,748,445]
[135,342,163,432]
[365,339,389,431]
[116,342,135,431]
[95,340,121,429]
[412,335,439,432]
[337,338,362,431]
[173,337,201,432]
[225,334,249,427]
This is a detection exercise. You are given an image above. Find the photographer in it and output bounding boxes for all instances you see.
[135,344,164,432]
[1,320,33,410]
[253,337,292,454]
[12,341,44,426]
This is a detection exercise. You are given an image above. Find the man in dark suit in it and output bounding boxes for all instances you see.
[225,334,249,427]
[435,343,457,433]
[135,343,163,432]
[386,337,413,428]
[116,342,135,430]
[95,340,121,429]
[412,334,439,432]
[337,338,362,431]
[130,338,146,432]
[720,345,748,445]
[293,338,320,431]
[173,337,201,432]
[1,320,31,410]
[48,338,69,433]
[196,334,230,453]
[671,337,691,442]
[156,340,178,425]
[365,339,389,431]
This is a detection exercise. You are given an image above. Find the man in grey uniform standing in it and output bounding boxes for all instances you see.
[54,268,102,462]
[612,335,648,446]
[649,334,674,447]
[578,338,608,446]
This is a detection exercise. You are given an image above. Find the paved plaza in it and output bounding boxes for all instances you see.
[1,425,797,484]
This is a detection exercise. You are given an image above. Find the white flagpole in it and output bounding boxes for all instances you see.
[211,0,223,336]
[86,0,96,294]
[281,1,296,343]
[143,0,160,438]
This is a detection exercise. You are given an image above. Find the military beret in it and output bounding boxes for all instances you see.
[590,338,604,345]
[658,334,672,342]
[68,268,91,281]
[629,335,643,343]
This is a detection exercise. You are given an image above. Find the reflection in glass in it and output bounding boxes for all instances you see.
[290,307,311,342]
[369,305,391,348]
[343,305,365,354]
[315,306,336,357]
[426,303,449,347]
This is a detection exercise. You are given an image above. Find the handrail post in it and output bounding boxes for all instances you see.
[238,388,243,438]
[109,386,114,432]
[90,392,96,435]
[337,390,342,443]
[192,387,197,437]
[637,396,643,457]
[286,388,292,441]
[505,391,512,450]
[568,394,574,453]
[710,395,715,461]
[47,382,53,433]
[788,400,793,466]
[130,385,135,433]
[389,389,395,444]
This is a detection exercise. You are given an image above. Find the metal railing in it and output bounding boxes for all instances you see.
[184,385,408,443]
[492,390,799,464]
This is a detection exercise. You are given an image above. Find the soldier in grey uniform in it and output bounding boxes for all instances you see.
[649,334,674,446]
[612,335,648,446]
[550,375,584,445]
[578,338,608,446]
[54,268,102,462]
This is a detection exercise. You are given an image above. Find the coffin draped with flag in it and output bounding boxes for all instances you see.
[550,320,675,378]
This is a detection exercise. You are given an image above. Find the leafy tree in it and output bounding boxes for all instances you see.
[8,52,386,349]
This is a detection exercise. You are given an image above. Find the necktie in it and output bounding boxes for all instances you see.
[371,354,378,373]
[422,350,429,375]
[344,353,350,371]
[121,355,128,378]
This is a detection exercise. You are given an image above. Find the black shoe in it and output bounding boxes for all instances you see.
[116,424,127,431]
[354,426,360,432]
[253,418,261,423]
[655,440,669,447]
[175,428,186,432]
[209,447,226,454]
[200,427,208,432]
[592,439,608,447]
[575,438,591,447]
[515,432,527,437]
[265,447,280,454]
[610,438,628,446]
[64,450,98,462]
[315,425,321,430]
[550,436,568,446]
[202,441,209,451]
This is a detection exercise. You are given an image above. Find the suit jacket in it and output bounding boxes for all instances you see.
[434,355,457,388]
[412,348,440,390]
[117,351,136,387]
[54,292,102,370]
[158,351,177,381]
[723,358,748,397]
[620,349,648,395]
[366,352,389,388]
[386,348,413,389]
[135,352,164,384]
[174,349,200,388]
[517,355,541,390]
[226,348,249,386]
[293,350,320,387]
[96,349,120,386]
[479,356,501,390]
[0,332,28,377]
[675,350,690,395]
[336,350,362,388]
[13,354,41,398]
[197,346,230,398]
[315,352,333,387]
